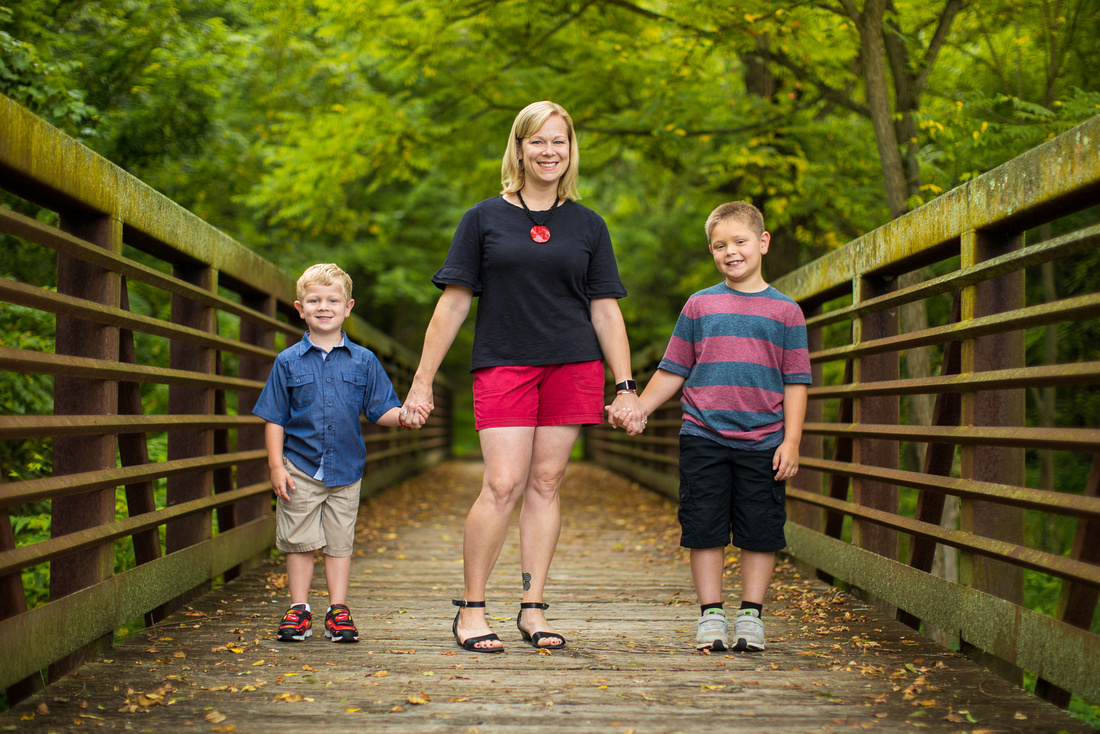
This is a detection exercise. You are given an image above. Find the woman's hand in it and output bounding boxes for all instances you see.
[610,391,646,435]
[400,383,434,429]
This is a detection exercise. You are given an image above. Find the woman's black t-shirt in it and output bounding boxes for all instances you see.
[432,196,627,371]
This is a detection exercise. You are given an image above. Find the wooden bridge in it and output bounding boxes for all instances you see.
[1,460,1093,732]
[1,92,1098,730]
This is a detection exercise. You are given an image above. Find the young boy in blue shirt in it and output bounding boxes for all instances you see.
[253,263,426,643]
[609,202,810,651]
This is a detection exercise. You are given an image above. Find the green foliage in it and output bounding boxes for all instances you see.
[2,9,1099,720]
[0,298,54,482]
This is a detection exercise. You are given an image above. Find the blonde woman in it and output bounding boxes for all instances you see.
[402,101,644,652]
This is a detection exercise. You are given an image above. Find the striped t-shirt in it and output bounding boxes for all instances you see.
[658,283,812,451]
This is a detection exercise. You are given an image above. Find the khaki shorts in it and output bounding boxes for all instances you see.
[275,456,360,557]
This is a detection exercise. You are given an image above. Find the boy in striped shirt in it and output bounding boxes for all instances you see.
[609,201,810,651]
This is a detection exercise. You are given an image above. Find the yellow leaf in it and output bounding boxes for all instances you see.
[373,671,389,677]
[345,708,360,713]
[407,691,432,705]
[205,711,227,724]
[211,727,236,732]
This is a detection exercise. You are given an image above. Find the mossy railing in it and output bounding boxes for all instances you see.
[0,93,452,701]
[589,115,1100,710]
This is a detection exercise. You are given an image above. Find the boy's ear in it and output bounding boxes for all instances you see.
[293,300,304,318]
[345,298,355,314]
[759,231,771,253]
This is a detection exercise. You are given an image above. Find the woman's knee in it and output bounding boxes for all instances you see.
[481,473,525,506]
[525,469,565,500]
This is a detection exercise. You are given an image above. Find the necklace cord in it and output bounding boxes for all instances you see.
[517,191,560,228]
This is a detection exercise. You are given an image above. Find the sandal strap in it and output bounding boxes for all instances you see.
[529,631,565,647]
[452,599,487,609]
[519,602,549,610]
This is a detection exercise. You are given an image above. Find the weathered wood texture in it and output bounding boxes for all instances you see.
[2,461,1089,732]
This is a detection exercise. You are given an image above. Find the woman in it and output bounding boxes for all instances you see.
[401,100,644,652]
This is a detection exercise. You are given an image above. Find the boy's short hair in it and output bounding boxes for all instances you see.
[296,263,353,303]
[705,201,765,242]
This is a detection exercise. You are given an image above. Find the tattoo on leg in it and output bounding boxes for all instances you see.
[522,572,532,591]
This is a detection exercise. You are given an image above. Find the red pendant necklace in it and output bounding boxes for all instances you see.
[517,191,560,243]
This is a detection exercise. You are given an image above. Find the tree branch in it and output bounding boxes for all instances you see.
[912,0,965,98]
[754,46,870,117]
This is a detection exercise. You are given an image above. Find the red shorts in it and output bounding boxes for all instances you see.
[472,360,606,430]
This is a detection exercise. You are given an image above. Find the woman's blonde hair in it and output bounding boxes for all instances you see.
[500,101,580,201]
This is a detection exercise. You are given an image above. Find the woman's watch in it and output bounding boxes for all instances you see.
[615,379,637,394]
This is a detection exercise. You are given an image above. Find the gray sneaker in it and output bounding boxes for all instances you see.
[732,609,765,651]
[695,610,729,651]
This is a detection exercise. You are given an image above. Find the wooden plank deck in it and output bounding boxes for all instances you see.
[2,460,1091,733]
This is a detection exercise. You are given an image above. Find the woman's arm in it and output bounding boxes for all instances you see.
[590,297,645,431]
[401,285,474,427]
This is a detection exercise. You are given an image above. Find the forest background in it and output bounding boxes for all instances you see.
[2,0,1099,720]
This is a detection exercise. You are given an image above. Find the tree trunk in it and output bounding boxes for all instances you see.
[858,0,909,219]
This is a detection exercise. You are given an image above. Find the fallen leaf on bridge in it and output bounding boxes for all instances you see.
[204,711,227,724]
[407,691,431,705]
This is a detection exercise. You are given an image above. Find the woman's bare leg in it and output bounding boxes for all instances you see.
[517,424,581,644]
[453,426,535,650]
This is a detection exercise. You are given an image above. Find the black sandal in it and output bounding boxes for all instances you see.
[517,602,566,649]
[452,600,504,654]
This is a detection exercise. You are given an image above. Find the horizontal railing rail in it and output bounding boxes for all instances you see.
[0,92,452,700]
[588,114,1100,710]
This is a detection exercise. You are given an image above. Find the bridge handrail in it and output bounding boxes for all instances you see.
[0,93,451,698]
[588,115,1100,709]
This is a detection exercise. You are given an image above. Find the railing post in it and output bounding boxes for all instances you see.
[1,482,42,702]
[48,213,122,682]
[117,278,166,625]
[165,263,216,609]
[851,273,899,562]
[791,304,824,532]
[229,293,278,577]
[958,228,1026,685]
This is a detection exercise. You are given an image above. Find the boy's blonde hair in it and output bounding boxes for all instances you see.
[296,263,353,303]
[705,201,765,242]
[500,100,581,201]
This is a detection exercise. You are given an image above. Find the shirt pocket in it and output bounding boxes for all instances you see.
[289,372,316,410]
[342,371,367,408]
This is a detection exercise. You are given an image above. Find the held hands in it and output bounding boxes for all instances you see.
[399,383,435,429]
[397,402,432,429]
[604,392,647,435]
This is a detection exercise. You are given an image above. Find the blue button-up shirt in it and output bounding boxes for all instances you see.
[252,331,402,487]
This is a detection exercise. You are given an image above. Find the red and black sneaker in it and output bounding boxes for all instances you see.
[277,605,312,642]
[324,604,360,643]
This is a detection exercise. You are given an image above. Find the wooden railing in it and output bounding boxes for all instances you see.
[0,93,452,700]
[589,115,1100,710]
